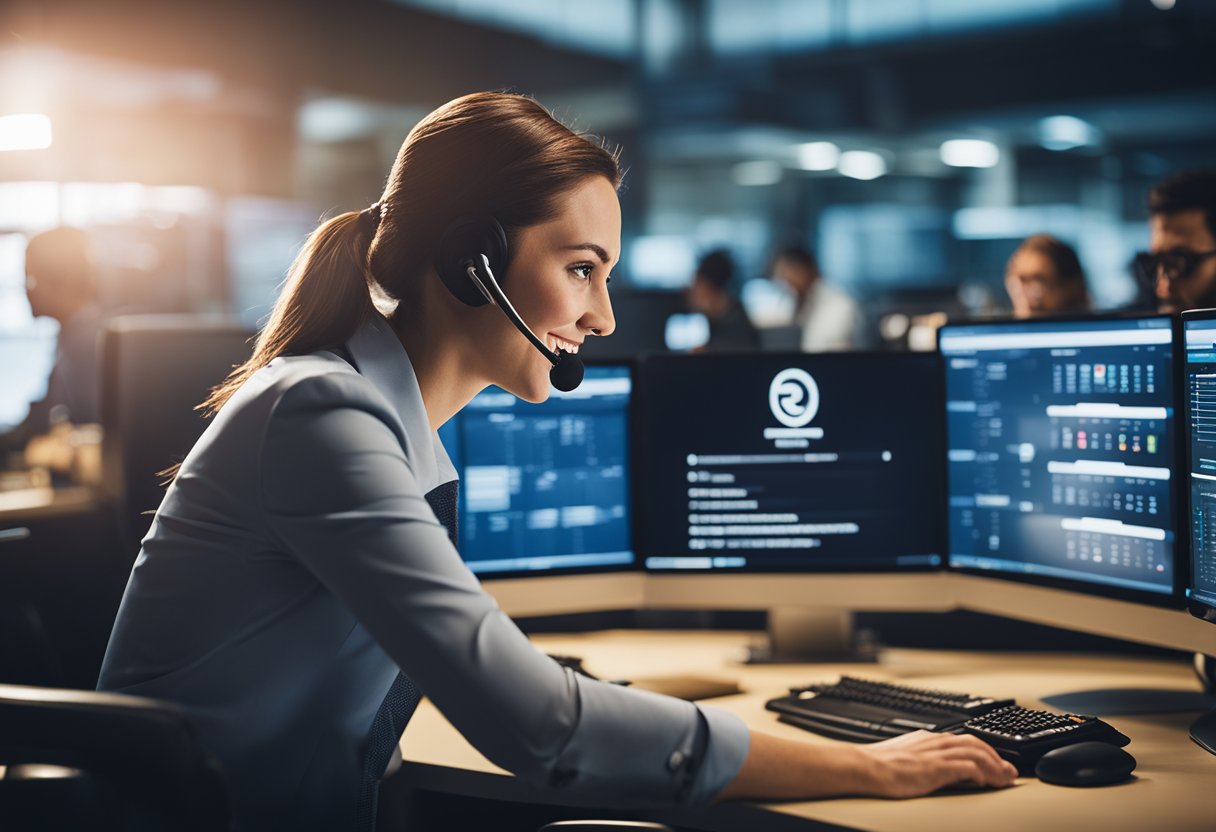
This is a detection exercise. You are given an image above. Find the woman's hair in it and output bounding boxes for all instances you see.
[202,92,621,416]
[1010,233,1090,304]
[1011,234,1084,282]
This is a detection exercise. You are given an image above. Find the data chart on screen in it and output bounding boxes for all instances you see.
[1185,316,1216,610]
[941,316,1176,598]
[438,366,634,575]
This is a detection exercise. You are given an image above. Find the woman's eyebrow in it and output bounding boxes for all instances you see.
[560,243,612,264]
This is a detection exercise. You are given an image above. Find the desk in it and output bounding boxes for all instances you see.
[0,484,98,524]
[396,630,1216,832]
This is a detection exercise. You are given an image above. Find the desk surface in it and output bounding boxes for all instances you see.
[397,630,1216,832]
[0,484,98,523]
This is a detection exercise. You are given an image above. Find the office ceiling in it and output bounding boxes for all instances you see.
[1,0,1211,187]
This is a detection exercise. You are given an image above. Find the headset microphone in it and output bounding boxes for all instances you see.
[468,254,585,393]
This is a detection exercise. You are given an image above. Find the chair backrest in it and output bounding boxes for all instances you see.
[100,315,254,555]
[0,684,230,831]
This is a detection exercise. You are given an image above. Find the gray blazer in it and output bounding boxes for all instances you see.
[98,314,749,830]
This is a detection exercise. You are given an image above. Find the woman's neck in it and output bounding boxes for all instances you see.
[389,308,488,432]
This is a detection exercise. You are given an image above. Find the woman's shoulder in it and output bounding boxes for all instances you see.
[225,350,397,427]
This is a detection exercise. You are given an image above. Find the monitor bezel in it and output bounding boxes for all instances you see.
[635,349,948,576]
[938,310,1185,609]
[1181,307,1216,623]
[455,357,641,581]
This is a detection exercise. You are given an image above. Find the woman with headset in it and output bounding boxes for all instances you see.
[98,93,1015,830]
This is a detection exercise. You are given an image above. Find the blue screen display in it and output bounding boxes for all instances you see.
[941,317,1175,597]
[438,366,634,575]
[1184,316,1216,610]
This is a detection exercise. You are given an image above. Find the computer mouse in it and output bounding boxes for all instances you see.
[1034,741,1137,787]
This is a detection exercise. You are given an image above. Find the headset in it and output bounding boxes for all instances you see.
[435,216,585,392]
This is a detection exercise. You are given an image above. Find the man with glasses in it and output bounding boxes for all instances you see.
[1135,170,1216,313]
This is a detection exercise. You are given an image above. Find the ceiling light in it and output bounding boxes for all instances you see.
[1038,116,1100,151]
[0,114,52,151]
[793,141,840,171]
[732,160,783,186]
[837,151,887,181]
[1149,0,1175,9]
[940,139,1000,168]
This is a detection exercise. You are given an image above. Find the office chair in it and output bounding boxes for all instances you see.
[99,315,254,557]
[0,684,230,831]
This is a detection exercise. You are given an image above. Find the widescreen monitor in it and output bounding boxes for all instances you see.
[1182,308,1216,755]
[437,364,635,577]
[636,352,945,573]
[1183,309,1216,621]
[940,315,1178,603]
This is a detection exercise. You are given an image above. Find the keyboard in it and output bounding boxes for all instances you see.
[766,676,1131,774]
[962,704,1130,775]
[766,676,1014,742]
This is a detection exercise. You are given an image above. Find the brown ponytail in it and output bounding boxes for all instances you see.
[200,91,620,420]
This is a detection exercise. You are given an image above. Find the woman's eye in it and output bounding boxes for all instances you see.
[571,263,595,280]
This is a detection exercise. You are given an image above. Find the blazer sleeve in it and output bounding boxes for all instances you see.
[259,374,750,806]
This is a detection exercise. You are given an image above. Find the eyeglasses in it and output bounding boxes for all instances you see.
[1132,249,1216,285]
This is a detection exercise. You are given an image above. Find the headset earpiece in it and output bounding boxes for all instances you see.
[435,216,509,307]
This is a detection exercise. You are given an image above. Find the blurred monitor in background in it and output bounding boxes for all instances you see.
[683,249,759,353]
[225,197,317,329]
[771,245,863,352]
[872,287,970,352]
[1004,234,1091,319]
[1137,170,1216,314]
[1,227,105,456]
[663,312,709,352]
[626,235,696,290]
[578,288,685,359]
[739,278,802,352]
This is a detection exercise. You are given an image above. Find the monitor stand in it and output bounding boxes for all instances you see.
[1040,653,1216,719]
[1191,654,1216,756]
[744,607,879,664]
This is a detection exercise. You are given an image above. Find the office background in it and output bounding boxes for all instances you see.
[2,0,1215,682]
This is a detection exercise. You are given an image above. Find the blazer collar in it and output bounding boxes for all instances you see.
[343,314,457,491]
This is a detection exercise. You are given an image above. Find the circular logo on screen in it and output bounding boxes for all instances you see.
[769,368,820,428]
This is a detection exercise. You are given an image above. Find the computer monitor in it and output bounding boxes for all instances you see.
[437,363,643,615]
[1182,308,1216,754]
[633,352,950,658]
[940,314,1179,604]
[636,352,945,574]
[1184,310,1216,621]
[939,315,1216,713]
[0,326,56,435]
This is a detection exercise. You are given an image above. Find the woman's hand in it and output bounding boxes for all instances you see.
[856,730,1019,798]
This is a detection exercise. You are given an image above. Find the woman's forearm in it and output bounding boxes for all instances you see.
[715,731,873,801]
[715,728,1018,802]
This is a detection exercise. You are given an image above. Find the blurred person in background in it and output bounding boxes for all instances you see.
[1137,170,1216,313]
[1004,234,1091,319]
[771,244,862,352]
[0,227,104,456]
[685,248,760,352]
